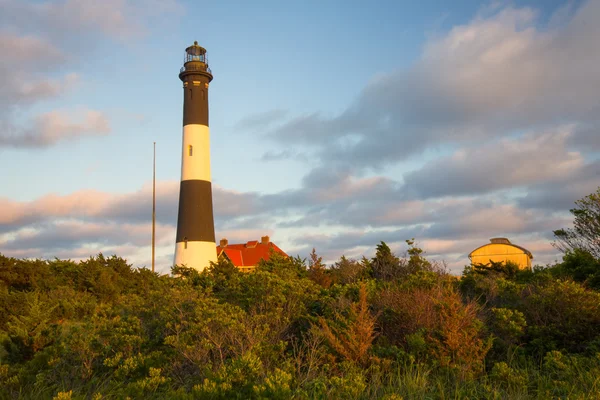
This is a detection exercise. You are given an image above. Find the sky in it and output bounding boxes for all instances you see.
[1,0,599,274]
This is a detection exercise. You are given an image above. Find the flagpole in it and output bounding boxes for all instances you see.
[152,141,156,273]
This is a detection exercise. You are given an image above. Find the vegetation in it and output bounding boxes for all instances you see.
[553,187,600,259]
[1,191,599,399]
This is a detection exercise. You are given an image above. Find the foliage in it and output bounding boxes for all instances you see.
[370,242,401,281]
[329,256,369,285]
[520,280,600,356]
[315,283,377,367]
[553,187,600,259]
[374,281,491,379]
[307,249,332,289]
[2,231,600,399]
[551,248,600,291]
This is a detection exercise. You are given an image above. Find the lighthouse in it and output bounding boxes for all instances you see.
[174,41,217,270]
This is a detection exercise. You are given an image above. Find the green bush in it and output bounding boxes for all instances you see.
[1,246,599,399]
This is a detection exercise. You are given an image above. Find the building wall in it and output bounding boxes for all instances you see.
[470,243,532,269]
[174,241,217,269]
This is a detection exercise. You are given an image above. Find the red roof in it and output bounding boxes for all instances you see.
[216,239,287,267]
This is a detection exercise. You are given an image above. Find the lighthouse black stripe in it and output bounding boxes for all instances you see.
[175,179,216,243]
[182,76,210,126]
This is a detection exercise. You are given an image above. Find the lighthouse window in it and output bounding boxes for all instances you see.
[184,238,188,249]
[188,145,193,156]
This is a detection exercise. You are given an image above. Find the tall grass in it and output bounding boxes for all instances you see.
[297,355,600,400]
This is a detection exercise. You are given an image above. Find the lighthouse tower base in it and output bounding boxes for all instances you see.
[173,241,217,270]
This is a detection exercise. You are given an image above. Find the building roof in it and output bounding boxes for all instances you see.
[468,238,533,259]
[216,236,288,267]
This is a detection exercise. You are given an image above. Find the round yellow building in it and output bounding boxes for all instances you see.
[469,238,533,270]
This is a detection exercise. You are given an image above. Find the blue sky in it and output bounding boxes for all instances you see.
[1,0,598,273]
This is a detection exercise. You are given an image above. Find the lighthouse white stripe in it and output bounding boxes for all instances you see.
[173,240,217,271]
[180,124,211,182]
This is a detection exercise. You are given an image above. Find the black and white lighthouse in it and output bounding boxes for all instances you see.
[174,41,217,270]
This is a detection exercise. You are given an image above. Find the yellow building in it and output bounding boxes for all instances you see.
[469,238,533,270]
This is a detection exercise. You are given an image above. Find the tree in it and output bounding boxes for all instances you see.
[374,284,491,378]
[315,283,377,367]
[553,248,600,291]
[553,187,600,259]
[405,238,433,274]
[329,256,367,284]
[307,249,332,288]
[370,241,400,281]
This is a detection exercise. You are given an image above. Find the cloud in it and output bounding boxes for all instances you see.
[0,32,65,67]
[260,150,309,162]
[423,202,567,240]
[1,221,162,251]
[403,127,584,198]
[234,109,289,131]
[0,109,110,148]
[0,180,264,254]
[0,33,75,110]
[0,0,183,149]
[0,218,176,275]
[0,162,588,273]
[568,123,600,151]
[0,0,183,41]
[0,181,180,231]
[263,0,600,170]
[213,186,261,219]
[517,159,600,211]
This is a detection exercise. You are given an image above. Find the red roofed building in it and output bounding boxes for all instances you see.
[216,236,288,272]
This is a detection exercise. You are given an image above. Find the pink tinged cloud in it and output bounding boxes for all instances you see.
[0,181,180,228]
[0,180,272,268]
[1,0,183,41]
[0,109,110,148]
[403,2,600,124]
[0,0,184,151]
[0,33,65,66]
[0,33,77,107]
[15,73,80,103]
